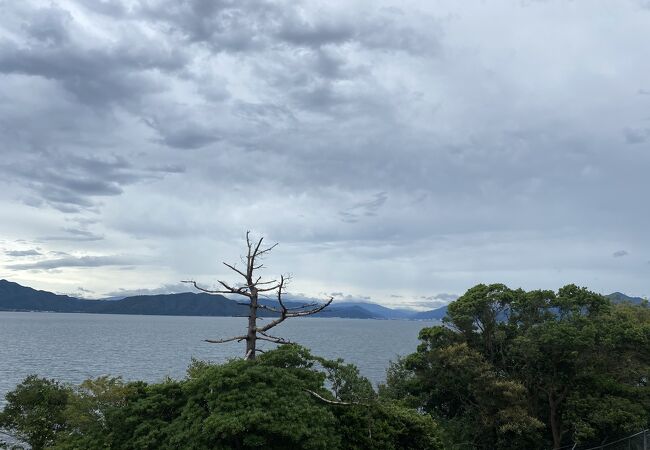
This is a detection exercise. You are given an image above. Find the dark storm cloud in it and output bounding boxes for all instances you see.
[132,0,439,127]
[276,18,355,48]
[0,3,187,108]
[138,0,279,52]
[139,0,437,54]
[21,3,72,45]
[142,116,221,150]
[0,2,190,213]
[7,255,137,271]
[0,0,649,301]
[1,149,182,212]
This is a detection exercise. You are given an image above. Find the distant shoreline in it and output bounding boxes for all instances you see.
[0,309,439,321]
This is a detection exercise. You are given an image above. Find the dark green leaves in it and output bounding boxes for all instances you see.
[384,284,650,449]
[1,345,443,450]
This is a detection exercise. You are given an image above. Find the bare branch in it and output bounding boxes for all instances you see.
[257,332,293,345]
[256,284,282,292]
[204,335,247,344]
[181,280,235,295]
[223,262,247,279]
[255,242,278,257]
[286,302,319,311]
[256,335,282,344]
[258,330,292,343]
[304,389,363,406]
[245,232,253,278]
[217,280,251,297]
[216,280,238,291]
[277,275,288,311]
[257,314,286,333]
[286,297,334,318]
[258,275,290,333]
[255,304,283,314]
[252,236,265,258]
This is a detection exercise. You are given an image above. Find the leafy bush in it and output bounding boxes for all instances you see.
[1,345,442,450]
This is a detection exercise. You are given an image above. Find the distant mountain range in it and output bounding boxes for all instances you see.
[0,280,446,320]
[1,280,645,321]
[605,292,646,305]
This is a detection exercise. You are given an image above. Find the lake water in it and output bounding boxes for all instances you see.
[0,312,436,403]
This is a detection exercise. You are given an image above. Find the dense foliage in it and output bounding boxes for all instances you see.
[3,283,648,450]
[0,376,70,450]
[1,346,441,450]
[382,284,650,449]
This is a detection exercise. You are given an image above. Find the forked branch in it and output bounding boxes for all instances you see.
[204,335,247,344]
[183,232,334,360]
[304,389,364,406]
[258,276,333,333]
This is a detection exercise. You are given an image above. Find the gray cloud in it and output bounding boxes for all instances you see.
[68,286,95,298]
[42,228,105,242]
[0,0,649,302]
[427,293,460,302]
[143,116,221,150]
[22,4,72,45]
[7,255,138,271]
[0,3,187,107]
[327,292,372,301]
[2,151,181,212]
[400,293,460,309]
[139,1,438,55]
[339,192,388,223]
[623,127,650,144]
[103,282,192,298]
[613,250,629,258]
[5,249,42,257]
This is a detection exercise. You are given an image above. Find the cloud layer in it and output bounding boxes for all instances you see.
[1,0,649,304]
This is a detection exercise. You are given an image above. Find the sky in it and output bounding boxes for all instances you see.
[0,0,649,308]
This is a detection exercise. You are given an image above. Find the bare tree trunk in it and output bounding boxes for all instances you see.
[246,292,258,360]
[183,232,333,360]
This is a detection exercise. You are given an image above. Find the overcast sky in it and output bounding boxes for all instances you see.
[1,0,649,307]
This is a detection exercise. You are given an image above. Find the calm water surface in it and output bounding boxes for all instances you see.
[0,312,436,403]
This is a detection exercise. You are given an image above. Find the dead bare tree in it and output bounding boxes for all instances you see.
[182,231,333,360]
